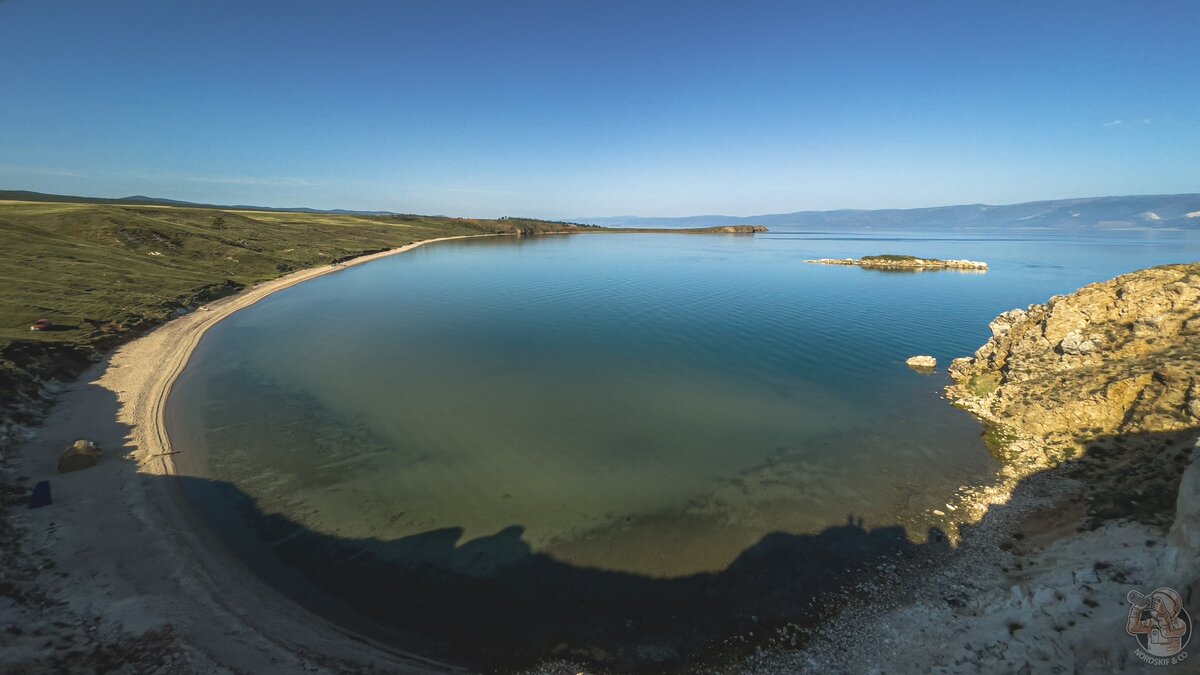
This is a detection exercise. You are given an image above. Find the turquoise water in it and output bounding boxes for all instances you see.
[167,227,1199,668]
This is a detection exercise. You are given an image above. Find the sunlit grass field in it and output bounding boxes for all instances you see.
[0,200,572,346]
[0,198,581,413]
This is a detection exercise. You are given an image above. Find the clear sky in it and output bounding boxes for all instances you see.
[1,1,1197,218]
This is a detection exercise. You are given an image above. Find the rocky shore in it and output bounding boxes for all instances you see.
[753,263,1200,673]
[944,263,1200,575]
[947,262,1200,440]
[806,254,988,271]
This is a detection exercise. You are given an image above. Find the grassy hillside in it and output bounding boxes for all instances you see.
[0,200,578,422]
[0,189,398,215]
[0,201,576,343]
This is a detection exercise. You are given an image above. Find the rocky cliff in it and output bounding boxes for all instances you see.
[947,263,1200,580]
[947,263,1200,465]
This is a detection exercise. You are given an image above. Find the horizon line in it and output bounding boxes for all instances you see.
[2,186,1199,221]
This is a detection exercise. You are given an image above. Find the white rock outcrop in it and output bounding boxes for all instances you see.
[905,355,937,370]
[1166,440,1200,585]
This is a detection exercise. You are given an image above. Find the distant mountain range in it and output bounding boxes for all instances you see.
[0,190,399,216]
[4,189,1200,229]
[582,194,1200,230]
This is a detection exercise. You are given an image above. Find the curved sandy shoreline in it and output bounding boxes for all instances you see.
[8,235,500,673]
[142,234,502,479]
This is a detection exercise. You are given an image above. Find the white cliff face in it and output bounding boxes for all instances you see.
[1166,440,1200,585]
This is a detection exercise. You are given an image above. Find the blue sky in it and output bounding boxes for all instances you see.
[1,1,1197,218]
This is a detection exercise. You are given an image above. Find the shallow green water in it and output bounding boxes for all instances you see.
[167,227,1199,667]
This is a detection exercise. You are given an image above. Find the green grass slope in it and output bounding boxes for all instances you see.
[0,200,577,420]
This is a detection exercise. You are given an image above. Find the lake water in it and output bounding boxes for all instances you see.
[167,226,1199,670]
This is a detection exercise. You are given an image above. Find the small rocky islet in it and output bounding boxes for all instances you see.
[806,254,988,271]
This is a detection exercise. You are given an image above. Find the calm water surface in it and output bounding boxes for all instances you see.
[167,227,1199,668]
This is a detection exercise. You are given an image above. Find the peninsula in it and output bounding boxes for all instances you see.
[806,254,988,271]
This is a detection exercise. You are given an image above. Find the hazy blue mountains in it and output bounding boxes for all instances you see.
[584,194,1200,230]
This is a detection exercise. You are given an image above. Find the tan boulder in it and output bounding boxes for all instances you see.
[58,439,101,473]
[905,355,937,371]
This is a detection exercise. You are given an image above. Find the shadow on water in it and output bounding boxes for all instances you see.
[173,425,1200,673]
[7,341,965,673]
[179,473,953,673]
[24,375,1196,674]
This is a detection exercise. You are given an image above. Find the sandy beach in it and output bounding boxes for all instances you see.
[3,236,497,673]
[139,235,508,479]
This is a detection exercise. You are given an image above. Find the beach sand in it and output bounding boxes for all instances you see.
[2,237,492,673]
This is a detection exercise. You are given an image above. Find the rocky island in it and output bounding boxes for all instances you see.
[807,254,988,271]
[604,224,768,234]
